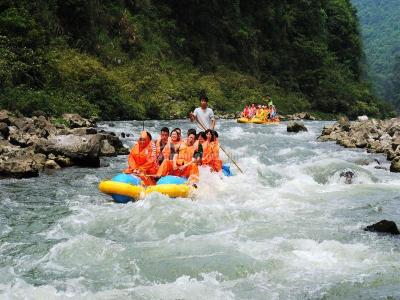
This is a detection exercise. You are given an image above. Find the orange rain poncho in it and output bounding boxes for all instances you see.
[156,140,199,183]
[124,131,157,186]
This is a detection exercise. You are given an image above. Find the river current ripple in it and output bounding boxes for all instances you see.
[0,120,399,299]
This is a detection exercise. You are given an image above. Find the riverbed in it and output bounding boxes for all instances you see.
[1,120,399,299]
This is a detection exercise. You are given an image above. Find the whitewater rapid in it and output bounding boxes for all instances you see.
[0,120,399,299]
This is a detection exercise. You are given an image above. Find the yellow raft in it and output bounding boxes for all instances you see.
[237,117,280,124]
[98,174,192,203]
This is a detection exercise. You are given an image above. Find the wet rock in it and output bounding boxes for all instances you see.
[364,220,400,235]
[0,122,9,139]
[374,165,388,171]
[35,134,102,167]
[121,132,126,138]
[340,170,354,184]
[354,159,371,166]
[45,159,61,170]
[286,112,316,121]
[338,116,350,131]
[287,121,308,133]
[0,148,41,178]
[100,139,116,157]
[62,113,95,128]
[126,133,131,137]
[69,127,98,136]
[390,157,400,172]
[55,156,73,168]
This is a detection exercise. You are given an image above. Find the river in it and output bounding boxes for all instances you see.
[1,120,399,299]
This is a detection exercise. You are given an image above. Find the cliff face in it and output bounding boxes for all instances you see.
[0,1,393,120]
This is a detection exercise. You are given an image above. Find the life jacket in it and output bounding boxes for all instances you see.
[125,141,156,173]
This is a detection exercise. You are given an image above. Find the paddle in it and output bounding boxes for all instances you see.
[194,116,243,174]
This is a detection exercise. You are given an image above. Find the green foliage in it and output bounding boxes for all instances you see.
[0,0,394,120]
[352,0,400,107]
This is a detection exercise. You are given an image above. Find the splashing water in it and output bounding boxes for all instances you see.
[1,120,400,299]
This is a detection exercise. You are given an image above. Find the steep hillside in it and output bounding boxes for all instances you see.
[0,0,393,119]
[352,0,400,108]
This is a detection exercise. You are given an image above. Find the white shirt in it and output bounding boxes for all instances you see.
[193,107,215,129]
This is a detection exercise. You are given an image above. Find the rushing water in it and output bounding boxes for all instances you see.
[1,120,400,299]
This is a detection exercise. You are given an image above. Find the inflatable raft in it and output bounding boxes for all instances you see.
[99,173,192,203]
[237,117,280,124]
[99,165,233,203]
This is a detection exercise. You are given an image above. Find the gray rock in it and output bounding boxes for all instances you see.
[390,157,400,172]
[62,113,95,128]
[45,159,61,170]
[35,134,102,167]
[287,121,308,133]
[100,139,116,157]
[55,156,73,167]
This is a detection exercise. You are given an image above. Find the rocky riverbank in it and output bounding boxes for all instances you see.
[0,110,128,179]
[318,117,400,172]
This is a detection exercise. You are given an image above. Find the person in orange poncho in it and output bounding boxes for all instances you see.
[156,129,199,184]
[124,130,157,186]
[202,129,222,172]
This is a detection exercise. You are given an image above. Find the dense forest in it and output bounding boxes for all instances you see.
[0,0,394,120]
[352,0,400,109]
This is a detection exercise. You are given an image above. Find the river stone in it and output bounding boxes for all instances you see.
[287,121,308,133]
[100,139,116,156]
[364,220,400,235]
[390,157,400,172]
[69,127,98,136]
[45,159,61,170]
[340,170,354,184]
[62,113,95,128]
[0,155,40,178]
[55,156,73,167]
[35,134,102,167]
[0,122,9,139]
[0,110,14,125]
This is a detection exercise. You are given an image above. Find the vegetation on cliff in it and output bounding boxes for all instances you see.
[0,0,394,120]
[352,0,400,110]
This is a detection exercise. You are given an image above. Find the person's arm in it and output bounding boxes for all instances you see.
[210,109,216,130]
[189,108,197,122]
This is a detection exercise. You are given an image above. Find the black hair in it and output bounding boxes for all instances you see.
[161,127,169,134]
[147,132,152,141]
[187,128,196,136]
[171,128,181,136]
[197,131,206,140]
[200,95,208,102]
[205,129,215,141]
[213,130,219,138]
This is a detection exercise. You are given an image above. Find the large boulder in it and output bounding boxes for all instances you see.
[100,139,116,156]
[35,134,103,167]
[62,114,95,128]
[390,157,400,172]
[364,220,399,235]
[0,147,45,178]
[287,121,308,133]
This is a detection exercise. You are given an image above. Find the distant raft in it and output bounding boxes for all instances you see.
[98,173,191,203]
[237,117,280,124]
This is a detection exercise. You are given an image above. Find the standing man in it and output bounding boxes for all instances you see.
[189,96,216,130]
